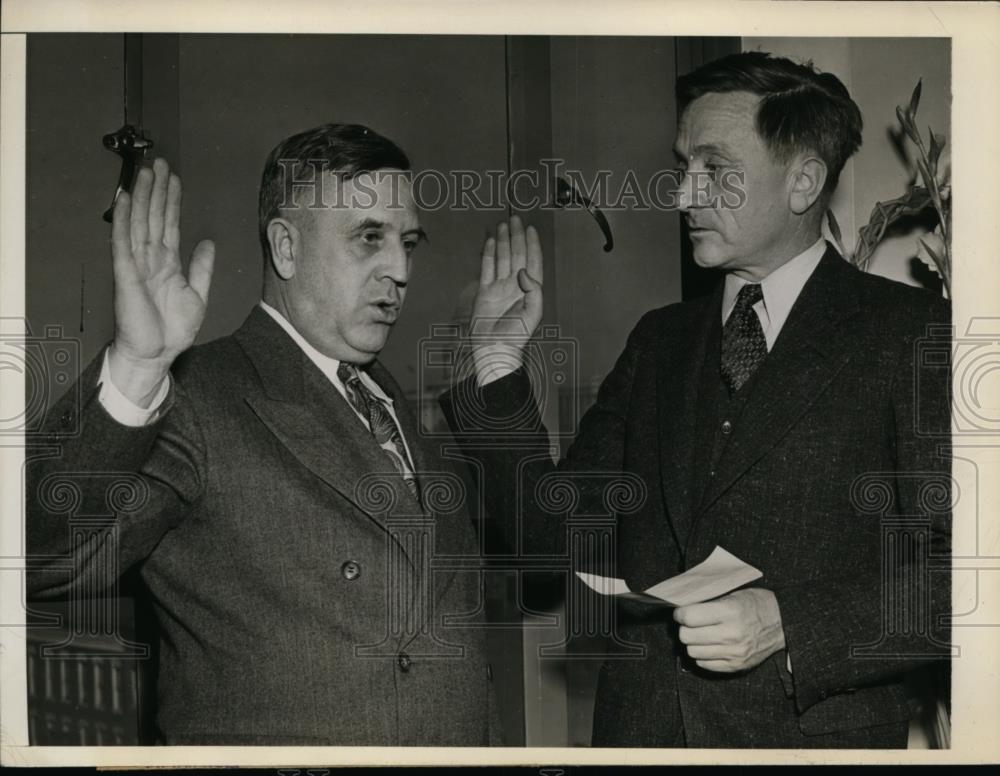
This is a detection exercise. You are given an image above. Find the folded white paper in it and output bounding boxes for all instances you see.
[575,546,762,607]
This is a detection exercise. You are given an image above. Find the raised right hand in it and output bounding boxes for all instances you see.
[470,215,543,385]
[108,157,215,406]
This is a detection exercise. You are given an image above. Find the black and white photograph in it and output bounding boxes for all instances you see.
[1,0,998,767]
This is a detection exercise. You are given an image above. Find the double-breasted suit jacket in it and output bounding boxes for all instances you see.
[28,306,498,745]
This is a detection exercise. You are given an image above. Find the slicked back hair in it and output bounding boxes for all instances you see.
[258,123,411,265]
[676,51,863,195]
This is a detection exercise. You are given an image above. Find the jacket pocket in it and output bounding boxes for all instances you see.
[797,682,914,736]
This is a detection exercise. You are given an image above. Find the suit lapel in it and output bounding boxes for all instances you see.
[235,307,468,652]
[694,247,863,519]
[234,307,418,533]
[656,286,723,556]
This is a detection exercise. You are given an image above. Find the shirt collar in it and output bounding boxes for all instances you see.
[258,301,393,403]
[722,237,826,347]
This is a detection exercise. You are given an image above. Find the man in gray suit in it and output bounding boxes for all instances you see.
[28,124,497,745]
[441,52,951,747]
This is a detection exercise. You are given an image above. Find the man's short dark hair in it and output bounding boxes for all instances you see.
[258,123,411,264]
[676,51,863,195]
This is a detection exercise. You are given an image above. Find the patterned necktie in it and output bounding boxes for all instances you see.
[721,283,767,393]
[337,363,422,507]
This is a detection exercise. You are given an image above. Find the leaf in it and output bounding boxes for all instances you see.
[928,131,946,171]
[826,208,848,259]
[895,106,921,146]
[916,160,942,213]
[908,79,923,122]
[918,236,950,292]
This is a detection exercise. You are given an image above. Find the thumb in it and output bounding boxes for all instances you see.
[517,267,542,294]
[188,239,216,304]
[517,268,543,322]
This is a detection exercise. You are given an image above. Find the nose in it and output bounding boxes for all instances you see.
[675,169,693,212]
[379,239,410,286]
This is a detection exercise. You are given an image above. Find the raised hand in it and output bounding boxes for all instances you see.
[470,215,543,385]
[108,158,215,406]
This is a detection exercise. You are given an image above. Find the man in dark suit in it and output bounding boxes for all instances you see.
[441,52,951,747]
[27,124,498,745]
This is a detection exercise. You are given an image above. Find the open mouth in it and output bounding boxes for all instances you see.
[371,300,400,324]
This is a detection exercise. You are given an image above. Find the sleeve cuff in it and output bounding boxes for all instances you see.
[97,348,171,427]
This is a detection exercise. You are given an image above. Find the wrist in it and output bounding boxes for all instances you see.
[107,342,174,408]
[757,588,786,653]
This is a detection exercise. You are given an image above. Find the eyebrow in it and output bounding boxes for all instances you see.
[672,142,737,161]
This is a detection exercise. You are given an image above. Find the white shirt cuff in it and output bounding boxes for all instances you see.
[97,349,170,427]
[786,652,793,674]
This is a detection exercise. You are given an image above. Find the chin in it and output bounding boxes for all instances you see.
[348,330,391,361]
[692,250,730,270]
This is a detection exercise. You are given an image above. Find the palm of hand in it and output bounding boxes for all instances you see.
[111,159,214,365]
[115,246,206,361]
[473,273,537,343]
[472,216,543,348]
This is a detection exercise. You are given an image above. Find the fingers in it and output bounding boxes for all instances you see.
[495,221,511,278]
[163,171,182,251]
[525,224,542,283]
[517,268,544,333]
[130,165,153,254]
[694,659,735,673]
[674,601,725,628]
[678,624,727,646]
[509,215,526,273]
[188,239,216,304]
[483,217,539,286]
[111,191,136,282]
[480,234,496,286]
[684,643,732,660]
[147,158,170,246]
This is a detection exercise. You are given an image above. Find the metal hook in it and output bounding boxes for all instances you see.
[551,176,614,252]
[101,125,153,223]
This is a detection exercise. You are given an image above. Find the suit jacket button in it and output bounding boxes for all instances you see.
[341,560,361,581]
[721,420,733,434]
[397,652,412,672]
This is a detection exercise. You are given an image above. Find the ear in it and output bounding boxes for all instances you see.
[266,217,300,280]
[788,156,828,214]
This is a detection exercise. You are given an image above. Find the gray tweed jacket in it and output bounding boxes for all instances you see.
[27,306,499,745]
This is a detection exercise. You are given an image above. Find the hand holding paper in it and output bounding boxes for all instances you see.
[674,587,786,674]
[575,546,785,674]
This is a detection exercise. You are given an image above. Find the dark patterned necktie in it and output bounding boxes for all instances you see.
[721,283,767,393]
[337,363,422,507]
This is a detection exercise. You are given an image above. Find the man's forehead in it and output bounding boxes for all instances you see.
[675,91,762,149]
[291,168,418,223]
[682,90,761,118]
